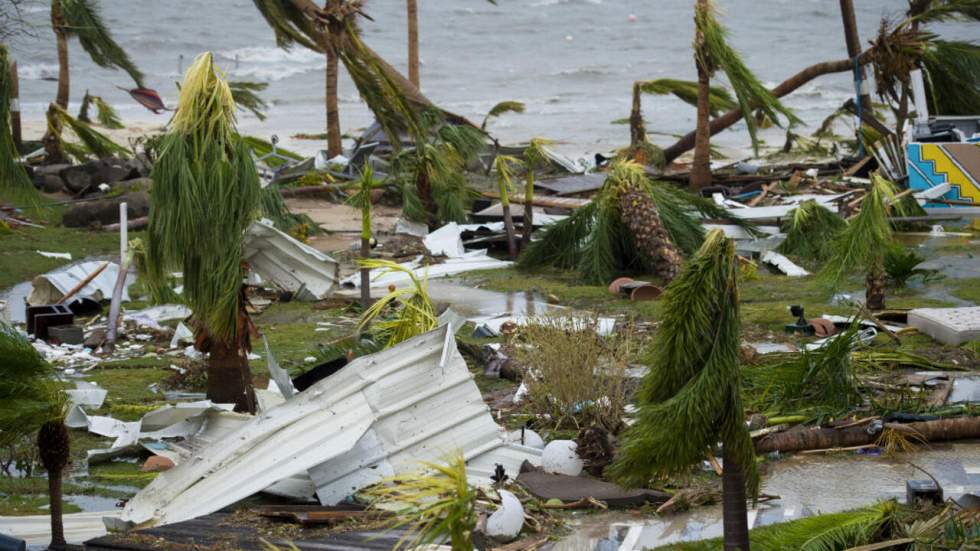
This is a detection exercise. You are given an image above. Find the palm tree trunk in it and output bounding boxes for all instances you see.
[10,60,22,151]
[691,57,712,190]
[407,0,420,88]
[325,47,342,157]
[721,445,751,551]
[502,202,518,259]
[47,466,65,549]
[37,421,69,550]
[865,264,886,311]
[630,82,646,148]
[207,339,257,414]
[43,102,67,164]
[838,0,871,112]
[52,0,69,109]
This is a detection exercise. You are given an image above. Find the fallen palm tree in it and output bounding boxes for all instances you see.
[518,161,755,284]
[754,415,980,455]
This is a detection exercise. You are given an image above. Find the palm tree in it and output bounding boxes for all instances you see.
[346,163,383,308]
[494,154,522,259]
[820,173,904,311]
[690,0,798,189]
[0,43,36,203]
[47,0,143,110]
[608,230,757,551]
[623,79,735,168]
[145,53,260,413]
[251,0,343,156]
[0,323,70,549]
[519,160,754,285]
[521,137,550,246]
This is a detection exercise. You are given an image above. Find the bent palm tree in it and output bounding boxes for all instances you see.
[0,43,36,203]
[623,78,735,168]
[519,160,755,285]
[251,0,343,155]
[690,0,798,189]
[608,230,757,551]
[0,323,69,549]
[49,0,143,109]
[145,54,260,413]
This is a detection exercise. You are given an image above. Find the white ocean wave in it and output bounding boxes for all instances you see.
[218,46,322,65]
[17,63,59,81]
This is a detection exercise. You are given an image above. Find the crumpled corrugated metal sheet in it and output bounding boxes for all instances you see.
[116,325,540,529]
[243,219,340,300]
[28,260,129,305]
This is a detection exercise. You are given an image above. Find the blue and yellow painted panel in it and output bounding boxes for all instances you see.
[907,142,980,206]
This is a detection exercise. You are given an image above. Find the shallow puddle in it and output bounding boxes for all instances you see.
[553,442,980,550]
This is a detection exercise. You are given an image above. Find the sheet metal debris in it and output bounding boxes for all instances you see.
[244,219,340,300]
[342,252,512,290]
[28,261,130,305]
[761,251,810,277]
[115,326,540,529]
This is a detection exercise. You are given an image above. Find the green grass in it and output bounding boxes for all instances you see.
[82,460,158,489]
[251,303,358,377]
[950,276,980,304]
[0,223,140,290]
[86,365,174,405]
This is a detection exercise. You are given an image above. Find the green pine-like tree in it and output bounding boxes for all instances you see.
[608,229,756,551]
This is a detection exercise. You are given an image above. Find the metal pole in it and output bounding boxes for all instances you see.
[10,59,21,151]
[839,0,871,110]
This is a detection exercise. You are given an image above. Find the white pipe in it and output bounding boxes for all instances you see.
[119,202,128,262]
[910,69,929,124]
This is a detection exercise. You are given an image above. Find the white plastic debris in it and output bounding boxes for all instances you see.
[423,222,466,258]
[761,251,810,277]
[170,322,193,349]
[36,251,72,260]
[507,428,545,450]
[541,440,584,476]
[65,381,108,429]
[486,489,524,541]
[394,218,429,238]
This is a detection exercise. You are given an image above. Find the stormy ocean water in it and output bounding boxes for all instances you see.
[6,0,976,159]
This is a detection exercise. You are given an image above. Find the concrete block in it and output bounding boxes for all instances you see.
[908,307,980,345]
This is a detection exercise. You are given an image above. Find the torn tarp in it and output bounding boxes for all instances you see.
[115,325,541,529]
[244,219,340,300]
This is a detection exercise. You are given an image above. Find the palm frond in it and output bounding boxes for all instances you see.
[609,230,758,499]
[0,322,66,444]
[146,53,260,344]
[60,0,144,87]
[820,173,899,294]
[743,323,863,419]
[243,135,303,168]
[481,100,525,130]
[911,0,980,23]
[364,452,477,551]
[695,0,800,154]
[921,39,980,116]
[230,80,270,121]
[251,0,324,52]
[357,259,437,348]
[637,78,736,117]
[0,44,36,204]
[517,201,596,271]
[493,154,522,207]
[51,102,129,159]
[346,163,382,240]
[776,200,846,262]
[78,92,124,129]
